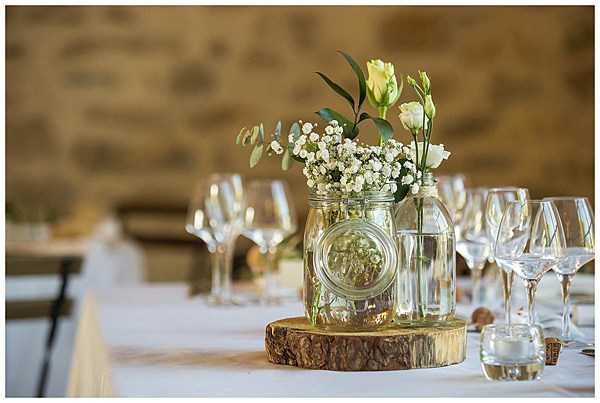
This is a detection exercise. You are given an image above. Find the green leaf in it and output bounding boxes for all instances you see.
[249,143,264,168]
[242,128,254,146]
[235,127,246,145]
[338,50,367,110]
[273,121,282,141]
[371,117,394,142]
[315,108,358,139]
[357,113,394,142]
[289,122,301,140]
[316,72,355,111]
[258,123,265,144]
[250,126,259,144]
[358,112,370,123]
[281,148,293,170]
[394,182,410,203]
[288,122,305,163]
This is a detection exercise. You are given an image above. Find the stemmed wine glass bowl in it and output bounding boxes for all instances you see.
[544,197,595,346]
[242,179,297,304]
[494,200,565,326]
[456,188,490,306]
[186,173,245,305]
[437,174,467,224]
[485,187,530,324]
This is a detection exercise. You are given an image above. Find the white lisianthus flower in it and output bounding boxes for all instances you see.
[309,132,319,142]
[321,149,330,162]
[399,102,428,132]
[299,149,308,159]
[325,125,334,135]
[334,126,344,135]
[410,142,451,169]
[302,122,313,134]
[411,183,420,194]
[366,59,401,109]
[330,120,339,127]
[307,179,315,188]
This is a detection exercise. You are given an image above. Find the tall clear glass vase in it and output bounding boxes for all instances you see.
[395,172,456,325]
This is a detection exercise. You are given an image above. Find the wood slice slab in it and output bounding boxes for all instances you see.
[265,317,467,371]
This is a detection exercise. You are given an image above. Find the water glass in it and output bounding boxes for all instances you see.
[544,197,595,346]
[494,200,565,325]
[485,187,530,324]
[456,188,490,306]
[480,324,545,381]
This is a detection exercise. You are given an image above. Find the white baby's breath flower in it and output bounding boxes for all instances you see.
[411,183,420,194]
[309,132,319,142]
[299,149,308,158]
[330,120,339,127]
[302,122,313,134]
[325,125,334,135]
[401,174,414,185]
[270,140,284,155]
[307,179,315,188]
[334,126,344,135]
[370,159,383,172]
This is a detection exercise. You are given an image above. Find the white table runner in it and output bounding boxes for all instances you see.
[68,285,594,397]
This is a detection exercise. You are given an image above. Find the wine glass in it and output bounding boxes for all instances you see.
[485,187,530,325]
[437,174,467,223]
[186,188,221,304]
[242,179,297,304]
[544,197,595,346]
[456,188,490,306]
[186,173,245,305]
[494,200,565,326]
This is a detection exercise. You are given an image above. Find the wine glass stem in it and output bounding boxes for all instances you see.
[263,247,278,303]
[557,273,574,341]
[209,250,222,301]
[220,239,235,303]
[470,267,484,306]
[499,268,514,326]
[524,279,539,325]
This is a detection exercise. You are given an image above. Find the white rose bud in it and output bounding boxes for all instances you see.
[366,59,402,110]
[399,102,428,132]
[424,94,436,119]
[410,142,451,169]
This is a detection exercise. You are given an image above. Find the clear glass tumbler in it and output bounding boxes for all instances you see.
[480,324,545,381]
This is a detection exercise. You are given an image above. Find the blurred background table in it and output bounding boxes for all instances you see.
[68,283,594,397]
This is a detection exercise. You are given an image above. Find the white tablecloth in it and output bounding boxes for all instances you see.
[67,285,594,397]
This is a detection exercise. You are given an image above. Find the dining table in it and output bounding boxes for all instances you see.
[67,277,594,398]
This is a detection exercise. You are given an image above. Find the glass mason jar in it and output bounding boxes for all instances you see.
[304,190,397,331]
[395,172,456,324]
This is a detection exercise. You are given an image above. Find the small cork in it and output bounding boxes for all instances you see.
[545,337,563,365]
[471,307,495,331]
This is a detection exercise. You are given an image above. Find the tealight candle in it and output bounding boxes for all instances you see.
[494,337,534,362]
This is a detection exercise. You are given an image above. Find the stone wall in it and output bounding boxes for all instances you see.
[6,6,594,278]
